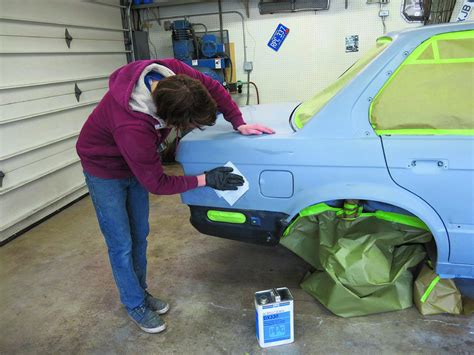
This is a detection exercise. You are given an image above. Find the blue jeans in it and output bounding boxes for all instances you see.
[84,172,149,311]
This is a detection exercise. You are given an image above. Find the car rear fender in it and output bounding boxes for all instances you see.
[287,182,449,263]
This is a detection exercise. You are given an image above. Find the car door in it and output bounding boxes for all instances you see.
[370,30,474,265]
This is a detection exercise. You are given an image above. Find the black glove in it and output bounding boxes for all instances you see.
[205,167,245,191]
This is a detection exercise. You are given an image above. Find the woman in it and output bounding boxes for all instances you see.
[76,58,273,333]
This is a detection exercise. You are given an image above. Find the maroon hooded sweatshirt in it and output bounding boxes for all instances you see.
[76,59,245,195]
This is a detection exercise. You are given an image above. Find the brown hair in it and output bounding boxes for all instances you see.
[151,74,217,131]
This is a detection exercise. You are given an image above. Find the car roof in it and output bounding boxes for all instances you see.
[387,21,474,42]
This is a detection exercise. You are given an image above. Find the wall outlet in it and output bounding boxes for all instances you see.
[379,9,389,17]
[244,61,253,72]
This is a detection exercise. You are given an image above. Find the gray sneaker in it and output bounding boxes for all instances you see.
[145,291,170,315]
[128,304,166,334]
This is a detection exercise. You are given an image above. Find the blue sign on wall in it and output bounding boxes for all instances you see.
[267,24,289,52]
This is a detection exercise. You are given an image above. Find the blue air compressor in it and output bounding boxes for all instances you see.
[164,19,230,84]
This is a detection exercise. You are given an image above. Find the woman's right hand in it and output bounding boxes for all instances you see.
[201,167,244,190]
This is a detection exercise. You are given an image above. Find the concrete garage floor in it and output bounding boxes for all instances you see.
[1,165,473,354]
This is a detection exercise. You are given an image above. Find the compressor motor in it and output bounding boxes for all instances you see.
[164,19,230,85]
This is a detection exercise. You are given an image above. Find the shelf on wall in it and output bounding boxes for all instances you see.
[132,0,251,18]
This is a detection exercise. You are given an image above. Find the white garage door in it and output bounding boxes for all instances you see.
[0,0,129,243]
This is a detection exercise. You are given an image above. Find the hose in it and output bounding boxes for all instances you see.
[191,23,208,33]
[249,81,260,104]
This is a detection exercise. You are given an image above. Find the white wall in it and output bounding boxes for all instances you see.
[143,0,431,106]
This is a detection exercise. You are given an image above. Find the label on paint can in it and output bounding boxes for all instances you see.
[255,287,294,348]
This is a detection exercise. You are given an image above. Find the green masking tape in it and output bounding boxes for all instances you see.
[283,203,429,237]
[420,275,441,303]
[343,203,358,211]
[207,210,246,224]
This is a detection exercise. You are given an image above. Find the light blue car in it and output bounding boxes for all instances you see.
[177,22,474,279]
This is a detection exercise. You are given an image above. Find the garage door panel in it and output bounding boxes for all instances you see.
[1,53,126,88]
[0,0,127,242]
[0,78,108,105]
[0,105,94,159]
[0,36,126,54]
[0,162,85,232]
[0,20,124,41]
[0,0,123,30]
[0,147,79,194]
[0,136,77,174]
[0,184,88,242]
[1,88,106,123]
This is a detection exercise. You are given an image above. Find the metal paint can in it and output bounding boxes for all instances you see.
[255,287,294,348]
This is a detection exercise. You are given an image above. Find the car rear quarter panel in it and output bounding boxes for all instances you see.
[179,132,450,264]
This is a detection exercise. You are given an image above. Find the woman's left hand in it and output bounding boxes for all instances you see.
[237,124,275,135]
